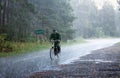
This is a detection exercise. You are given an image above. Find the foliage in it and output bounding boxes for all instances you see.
[0,0,75,53]
[0,34,12,52]
[0,0,74,42]
[0,0,35,41]
[31,0,74,41]
[71,0,119,38]
[0,42,50,57]
[0,38,85,57]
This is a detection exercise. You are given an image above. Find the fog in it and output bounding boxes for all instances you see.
[70,0,120,38]
[1,0,120,41]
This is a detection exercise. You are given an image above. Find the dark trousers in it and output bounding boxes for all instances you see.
[54,41,61,55]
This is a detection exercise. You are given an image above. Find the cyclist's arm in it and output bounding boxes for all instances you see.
[49,34,53,41]
[58,33,61,41]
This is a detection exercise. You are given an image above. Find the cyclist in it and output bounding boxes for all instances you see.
[49,29,61,55]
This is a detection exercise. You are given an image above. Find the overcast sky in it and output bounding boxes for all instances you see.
[73,0,118,10]
[93,0,118,10]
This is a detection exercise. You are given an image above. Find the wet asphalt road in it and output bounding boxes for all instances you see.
[0,39,120,78]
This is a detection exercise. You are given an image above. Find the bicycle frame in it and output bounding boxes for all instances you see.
[50,40,60,60]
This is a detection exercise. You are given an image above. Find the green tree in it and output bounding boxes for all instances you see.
[0,0,74,41]
[0,0,35,41]
[99,3,116,36]
[31,0,74,41]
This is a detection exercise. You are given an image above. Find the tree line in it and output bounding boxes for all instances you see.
[71,0,120,38]
[0,0,74,42]
[1,0,119,42]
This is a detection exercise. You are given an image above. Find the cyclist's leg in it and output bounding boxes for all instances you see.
[56,41,61,53]
[54,41,58,55]
[57,45,60,53]
[58,41,61,52]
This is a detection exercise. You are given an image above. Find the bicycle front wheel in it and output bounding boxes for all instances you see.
[50,48,55,60]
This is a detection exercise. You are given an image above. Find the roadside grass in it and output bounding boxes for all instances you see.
[0,42,51,57]
[0,38,85,57]
[62,38,86,46]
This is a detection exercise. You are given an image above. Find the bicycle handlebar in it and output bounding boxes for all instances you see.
[50,40,60,42]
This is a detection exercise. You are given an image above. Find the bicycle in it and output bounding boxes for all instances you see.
[50,40,60,60]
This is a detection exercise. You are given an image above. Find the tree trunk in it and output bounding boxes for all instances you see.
[0,0,2,33]
[2,0,7,27]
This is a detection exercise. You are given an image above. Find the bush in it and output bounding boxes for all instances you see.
[0,34,13,52]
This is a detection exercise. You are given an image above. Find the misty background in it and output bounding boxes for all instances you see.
[71,0,120,38]
[0,0,120,42]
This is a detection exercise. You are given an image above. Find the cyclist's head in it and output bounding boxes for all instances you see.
[53,29,57,33]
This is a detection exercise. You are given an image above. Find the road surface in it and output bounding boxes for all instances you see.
[0,39,120,78]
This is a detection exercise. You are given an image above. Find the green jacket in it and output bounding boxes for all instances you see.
[50,32,61,40]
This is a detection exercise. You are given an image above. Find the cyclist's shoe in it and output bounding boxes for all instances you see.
[54,51,58,56]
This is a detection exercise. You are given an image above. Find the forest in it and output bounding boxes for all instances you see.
[0,0,74,42]
[71,0,120,38]
[0,0,120,53]
[0,0,74,53]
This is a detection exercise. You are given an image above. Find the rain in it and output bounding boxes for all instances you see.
[0,0,120,78]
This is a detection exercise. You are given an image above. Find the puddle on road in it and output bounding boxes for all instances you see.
[43,65,61,71]
[60,58,114,65]
[79,59,114,63]
[37,58,61,72]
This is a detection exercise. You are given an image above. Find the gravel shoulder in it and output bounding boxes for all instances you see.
[28,44,120,78]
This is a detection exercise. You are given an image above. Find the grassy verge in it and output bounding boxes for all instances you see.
[0,42,51,57]
[0,38,85,57]
[62,38,86,46]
